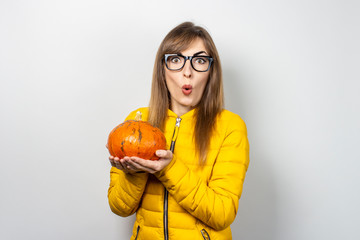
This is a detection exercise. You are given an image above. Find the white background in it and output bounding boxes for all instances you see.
[1,0,359,239]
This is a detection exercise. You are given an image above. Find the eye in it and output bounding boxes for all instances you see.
[194,57,207,64]
[170,56,181,63]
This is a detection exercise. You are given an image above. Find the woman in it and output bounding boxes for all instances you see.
[108,22,249,240]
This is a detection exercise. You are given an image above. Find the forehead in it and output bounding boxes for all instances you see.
[180,38,208,55]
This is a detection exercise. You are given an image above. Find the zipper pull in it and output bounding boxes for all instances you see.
[175,117,181,127]
[201,229,210,240]
[170,117,182,152]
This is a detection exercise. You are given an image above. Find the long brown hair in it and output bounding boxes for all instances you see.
[148,22,224,164]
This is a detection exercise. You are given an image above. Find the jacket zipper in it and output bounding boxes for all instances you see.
[164,117,182,240]
[134,225,140,240]
[201,229,210,240]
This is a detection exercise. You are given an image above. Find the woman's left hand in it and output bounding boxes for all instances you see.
[123,150,173,174]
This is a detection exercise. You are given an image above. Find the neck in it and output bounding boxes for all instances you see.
[170,104,193,117]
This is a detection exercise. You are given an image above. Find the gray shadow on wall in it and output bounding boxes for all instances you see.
[223,68,279,240]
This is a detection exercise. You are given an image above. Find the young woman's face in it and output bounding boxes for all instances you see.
[165,38,210,116]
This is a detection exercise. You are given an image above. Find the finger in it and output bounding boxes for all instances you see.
[114,158,128,173]
[156,150,172,159]
[109,159,115,167]
[109,156,115,166]
[126,158,155,173]
[130,157,162,173]
[113,158,122,169]
[120,157,131,170]
[124,160,140,172]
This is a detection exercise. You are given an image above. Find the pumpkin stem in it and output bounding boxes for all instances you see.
[135,111,142,121]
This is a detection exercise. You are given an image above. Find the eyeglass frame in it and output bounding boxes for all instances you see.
[164,53,214,72]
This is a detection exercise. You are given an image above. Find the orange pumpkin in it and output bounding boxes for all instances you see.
[107,118,166,160]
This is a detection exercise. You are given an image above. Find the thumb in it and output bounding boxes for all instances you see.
[156,150,172,159]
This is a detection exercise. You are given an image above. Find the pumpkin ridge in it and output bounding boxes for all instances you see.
[138,129,142,143]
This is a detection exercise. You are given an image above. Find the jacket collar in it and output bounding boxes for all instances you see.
[167,108,196,120]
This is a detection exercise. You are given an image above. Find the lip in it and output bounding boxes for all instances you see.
[182,85,192,95]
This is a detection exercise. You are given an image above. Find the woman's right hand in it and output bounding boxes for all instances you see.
[107,144,136,174]
[109,155,138,174]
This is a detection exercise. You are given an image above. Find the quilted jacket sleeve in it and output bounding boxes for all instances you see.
[155,114,250,230]
[108,168,148,217]
[107,109,149,217]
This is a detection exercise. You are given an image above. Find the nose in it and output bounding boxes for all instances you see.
[182,59,192,78]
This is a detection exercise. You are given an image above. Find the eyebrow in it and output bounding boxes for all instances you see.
[175,51,209,57]
[193,51,207,56]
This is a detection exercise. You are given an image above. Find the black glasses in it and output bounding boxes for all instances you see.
[164,54,213,72]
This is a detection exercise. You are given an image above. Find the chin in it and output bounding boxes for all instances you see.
[180,100,195,108]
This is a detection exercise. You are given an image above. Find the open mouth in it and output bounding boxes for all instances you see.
[182,85,192,95]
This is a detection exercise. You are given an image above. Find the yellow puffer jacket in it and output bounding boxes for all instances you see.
[108,107,249,240]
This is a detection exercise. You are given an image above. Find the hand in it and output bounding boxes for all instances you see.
[109,155,138,174]
[107,144,137,174]
[122,150,173,174]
